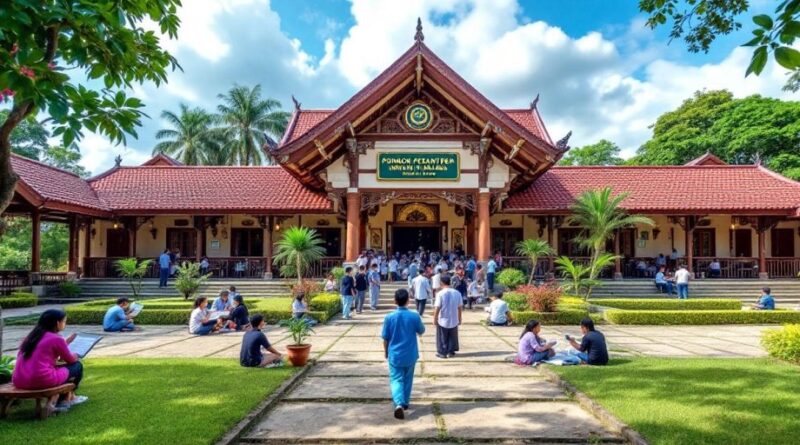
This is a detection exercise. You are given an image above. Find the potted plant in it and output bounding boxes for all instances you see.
[279,317,314,366]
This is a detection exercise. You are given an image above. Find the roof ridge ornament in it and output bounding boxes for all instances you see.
[414,17,424,43]
[291,95,301,110]
[556,131,572,152]
[114,154,122,167]
[530,93,540,110]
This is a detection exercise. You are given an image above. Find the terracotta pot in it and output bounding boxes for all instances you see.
[286,344,312,366]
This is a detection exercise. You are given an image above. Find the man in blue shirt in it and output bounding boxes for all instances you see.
[382,288,425,420]
[466,256,477,281]
[103,297,135,332]
[754,287,776,310]
[158,249,171,288]
[486,258,498,292]
[654,266,675,295]
[340,266,356,319]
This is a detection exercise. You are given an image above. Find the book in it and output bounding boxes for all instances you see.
[128,302,144,317]
[207,310,230,320]
[68,333,103,358]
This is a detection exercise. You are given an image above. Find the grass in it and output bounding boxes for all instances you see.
[552,358,800,445]
[1,358,295,445]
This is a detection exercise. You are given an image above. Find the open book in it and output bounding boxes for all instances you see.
[207,310,230,320]
[68,333,103,358]
[128,302,144,317]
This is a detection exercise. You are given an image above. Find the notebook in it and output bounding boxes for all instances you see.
[68,333,103,358]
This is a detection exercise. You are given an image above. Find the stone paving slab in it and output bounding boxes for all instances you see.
[319,350,388,362]
[427,377,565,400]
[423,361,542,377]
[422,349,515,362]
[439,401,618,441]
[243,402,438,441]
[284,376,430,400]
[311,362,421,377]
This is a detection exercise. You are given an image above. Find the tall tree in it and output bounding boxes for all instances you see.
[216,85,290,165]
[41,145,90,178]
[631,90,800,174]
[154,104,221,165]
[559,139,624,166]
[639,0,800,90]
[0,0,181,231]
[0,110,49,160]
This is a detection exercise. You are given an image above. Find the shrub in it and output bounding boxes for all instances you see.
[591,299,741,311]
[58,281,82,298]
[291,279,323,298]
[497,268,526,290]
[605,309,800,325]
[514,283,562,312]
[762,324,800,364]
[309,292,341,315]
[503,292,527,311]
[330,267,345,283]
[510,309,587,325]
[174,262,210,300]
[0,292,38,308]
[115,257,152,299]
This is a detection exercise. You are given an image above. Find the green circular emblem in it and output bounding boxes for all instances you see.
[404,102,433,131]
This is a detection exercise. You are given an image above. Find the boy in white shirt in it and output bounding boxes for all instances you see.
[485,292,511,326]
[674,264,691,300]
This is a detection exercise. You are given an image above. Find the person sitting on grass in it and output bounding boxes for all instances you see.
[485,292,512,326]
[189,297,224,335]
[240,314,283,368]
[212,290,233,312]
[654,266,675,295]
[515,319,556,365]
[292,292,318,326]
[566,318,609,366]
[102,297,136,332]
[13,309,88,414]
[753,287,776,310]
[324,273,336,292]
[229,295,250,330]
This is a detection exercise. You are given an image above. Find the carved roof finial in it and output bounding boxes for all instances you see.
[114,154,122,167]
[414,17,424,43]
[530,93,540,110]
[291,94,301,110]
[556,131,572,152]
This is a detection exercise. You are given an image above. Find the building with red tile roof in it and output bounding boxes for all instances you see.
[5,20,800,280]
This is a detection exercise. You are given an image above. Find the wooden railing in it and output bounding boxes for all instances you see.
[0,270,29,295]
[766,258,800,278]
[503,257,552,280]
[693,257,759,279]
[31,272,69,286]
[302,257,344,278]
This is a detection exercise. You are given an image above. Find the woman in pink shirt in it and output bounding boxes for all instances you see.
[13,309,88,413]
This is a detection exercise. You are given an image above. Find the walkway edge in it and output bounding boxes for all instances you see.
[538,366,649,445]
[215,364,314,445]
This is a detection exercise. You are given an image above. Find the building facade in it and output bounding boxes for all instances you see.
[4,27,800,283]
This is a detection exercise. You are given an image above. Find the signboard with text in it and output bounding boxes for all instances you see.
[377,152,460,181]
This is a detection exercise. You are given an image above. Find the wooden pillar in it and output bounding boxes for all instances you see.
[477,191,491,262]
[68,215,78,273]
[265,216,274,279]
[465,212,475,256]
[127,222,136,258]
[345,192,360,262]
[684,217,694,273]
[758,222,768,279]
[359,212,367,253]
[613,230,622,280]
[31,210,41,272]
[84,220,92,276]
[195,226,203,261]
[547,216,554,275]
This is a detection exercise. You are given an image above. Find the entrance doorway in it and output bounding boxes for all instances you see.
[392,226,441,253]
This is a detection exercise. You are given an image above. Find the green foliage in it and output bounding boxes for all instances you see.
[0,354,14,383]
[762,324,800,363]
[503,293,528,311]
[279,317,315,346]
[0,292,38,308]
[767,152,800,181]
[41,145,90,177]
[173,261,210,300]
[0,110,48,159]
[273,226,326,286]
[555,256,596,299]
[216,84,291,165]
[58,280,81,298]
[0,218,69,271]
[590,298,741,310]
[496,267,526,290]
[308,292,342,315]
[153,104,222,165]
[114,258,152,299]
[510,309,588,325]
[330,266,345,283]
[514,238,553,284]
[604,309,800,325]
[559,139,623,166]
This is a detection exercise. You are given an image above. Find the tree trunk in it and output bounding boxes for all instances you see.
[0,103,34,219]
[296,255,303,287]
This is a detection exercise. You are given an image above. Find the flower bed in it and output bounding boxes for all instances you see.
[590,298,741,311]
[604,309,800,325]
[504,286,590,325]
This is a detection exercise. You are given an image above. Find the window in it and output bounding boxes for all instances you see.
[730,229,752,257]
[315,228,342,257]
[558,228,589,257]
[692,228,716,257]
[771,228,795,257]
[231,229,263,257]
[166,228,197,258]
[491,228,523,257]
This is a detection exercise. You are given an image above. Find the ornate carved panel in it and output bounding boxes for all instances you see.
[359,93,478,135]
[394,203,439,223]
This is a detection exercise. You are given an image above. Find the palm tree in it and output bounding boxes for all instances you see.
[154,104,220,165]
[273,227,327,286]
[115,258,152,299]
[515,239,554,285]
[216,84,291,165]
[567,187,654,281]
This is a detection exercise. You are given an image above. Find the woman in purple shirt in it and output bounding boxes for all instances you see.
[515,319,556,365]
[13,309,88,413]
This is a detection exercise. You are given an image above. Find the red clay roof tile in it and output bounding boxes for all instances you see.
[10,154,108,212]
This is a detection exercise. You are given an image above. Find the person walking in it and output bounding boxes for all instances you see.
[674,263,691,300]
[340,266,356,320]
[158,249,171,288]
[369,263,381,311]
[486,257,497,292]
[382,289,425,420]
[410,269,432,316]
[354,265,368,314]
[433,274,462,358]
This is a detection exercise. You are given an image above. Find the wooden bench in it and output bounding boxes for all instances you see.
[0,382,75,419]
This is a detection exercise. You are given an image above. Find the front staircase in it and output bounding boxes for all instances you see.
[75,278,294,300]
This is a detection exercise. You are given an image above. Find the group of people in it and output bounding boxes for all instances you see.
[654,263,693,299]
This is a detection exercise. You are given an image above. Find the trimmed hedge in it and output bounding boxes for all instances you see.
[510,309,588,325]
[0,292,38,308]
[605,309,800,325]
[591,298,741,311]
[66,295,341,326]
[504,293,527,311]
[762,324,800,364]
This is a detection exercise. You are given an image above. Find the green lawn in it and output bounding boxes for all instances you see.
[2,358,295,445]
[552,358,800,445]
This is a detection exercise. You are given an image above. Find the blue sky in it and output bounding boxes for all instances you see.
[16,0,793,174]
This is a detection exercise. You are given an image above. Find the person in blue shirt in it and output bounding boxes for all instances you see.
[103,297,135,332]
[212,290,233,312]
[754,287,776,310]
[486,258,498,292]
[382,288,425,420]
[158,249,171,288]
[368,263,381,311]
[654,266,675,295]
[340,266,356,319]
[466,257,477,281]
[407,260,418,288]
